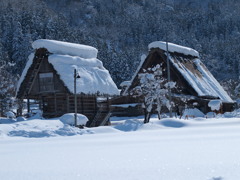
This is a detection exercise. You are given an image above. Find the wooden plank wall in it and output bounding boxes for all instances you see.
[42,94,99,120]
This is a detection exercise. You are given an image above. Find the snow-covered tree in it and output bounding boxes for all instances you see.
[132,64,175,123]
[0,63,18,116]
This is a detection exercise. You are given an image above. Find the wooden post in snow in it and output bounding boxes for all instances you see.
[74,69,77,127]
[74,68,80,127]
[166,41,173,117]
[27,96,30,114]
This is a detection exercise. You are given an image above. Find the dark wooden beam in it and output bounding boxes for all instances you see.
[27,97,30,113]
[54,93,57,113]
[81,95,84,114]
[66,94,69,113]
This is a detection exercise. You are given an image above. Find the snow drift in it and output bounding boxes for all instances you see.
[59,113,88,126]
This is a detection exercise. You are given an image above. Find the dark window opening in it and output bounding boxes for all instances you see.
[39,72,54,92]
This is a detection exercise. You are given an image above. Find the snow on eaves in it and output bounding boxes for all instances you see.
[32,39,98,59]
[149,41,199,57]
[48,54,119,96]
[120,81,131,87]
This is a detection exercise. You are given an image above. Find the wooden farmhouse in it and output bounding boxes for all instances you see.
[116,41,234,116]
[16,39,119,127]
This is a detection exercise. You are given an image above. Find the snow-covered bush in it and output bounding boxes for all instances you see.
[5,111,16,119]
[60,113,89,126]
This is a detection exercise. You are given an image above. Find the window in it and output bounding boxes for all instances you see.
[39,72,54,92]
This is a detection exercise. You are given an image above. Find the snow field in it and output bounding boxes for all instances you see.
[1,115,240,179]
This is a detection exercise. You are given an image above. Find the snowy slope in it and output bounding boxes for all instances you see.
[1,113,240,180]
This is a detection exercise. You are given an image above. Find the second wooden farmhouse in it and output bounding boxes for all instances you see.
[115,41,234,115]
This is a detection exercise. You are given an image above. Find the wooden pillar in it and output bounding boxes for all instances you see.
[95,96,98,113]
[41,96,44,112]
[54,93,57,113]
[81,95,84,114]
[39,96,42,111]
[27,97,30,113]
[66,94,69,113]
[107,96,110,111]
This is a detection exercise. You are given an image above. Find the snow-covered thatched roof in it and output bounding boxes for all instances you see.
[169,56,233,103]
[48,54,119,95]
[17,39,119,96]
[123,41,233,103]
[149,41,199,57]
[32,39,98,59]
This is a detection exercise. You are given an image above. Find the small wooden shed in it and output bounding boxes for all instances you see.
[118,41,234,115]
[16,39,119,126]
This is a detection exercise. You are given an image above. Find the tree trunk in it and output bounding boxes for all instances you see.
[157,111,161,120]
[144,109,148,123]
[144,110,151,123]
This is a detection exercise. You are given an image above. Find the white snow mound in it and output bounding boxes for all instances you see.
[60,113,89,126]
[32,39,98,59]
[182,108,205,118]
[16,116,27,121]
[208,100,222,111]
[148,41,199,57]
[5,111,16,119]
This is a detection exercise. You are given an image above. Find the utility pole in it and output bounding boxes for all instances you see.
[74,69,80,127]
[166,41,173,118]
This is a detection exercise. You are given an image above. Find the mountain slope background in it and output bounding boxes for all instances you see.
[0,0,240,98]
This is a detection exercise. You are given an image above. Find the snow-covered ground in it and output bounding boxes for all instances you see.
[1,112,240,180]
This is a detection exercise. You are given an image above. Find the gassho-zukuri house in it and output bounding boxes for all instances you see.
[117,41,234,115]
[16,39,119,127]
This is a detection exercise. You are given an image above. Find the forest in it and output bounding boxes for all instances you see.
[1,0,240,101]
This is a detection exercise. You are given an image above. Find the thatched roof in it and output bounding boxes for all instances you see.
[17,39,119,96]
[123,41,233,103]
